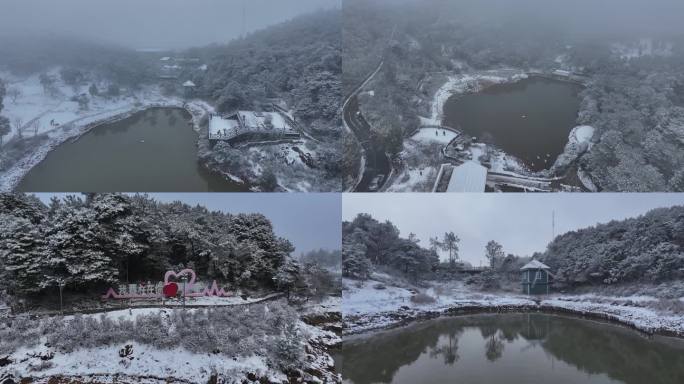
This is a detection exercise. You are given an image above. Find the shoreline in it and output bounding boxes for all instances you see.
[343,299,684,339]
[0,98,248,192]
[421,69,592,185]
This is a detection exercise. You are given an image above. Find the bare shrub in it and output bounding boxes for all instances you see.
[651,298,684,315]
[3,302,306,371]
[410,292,436,305]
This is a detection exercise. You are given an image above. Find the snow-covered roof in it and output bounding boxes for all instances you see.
[520,260,551,270]
[182,80,196,87]
[208,115,241,139]
[208,111,297,141]
[446,161,488,192]
[237,111,292,132]
[160,57,171,61]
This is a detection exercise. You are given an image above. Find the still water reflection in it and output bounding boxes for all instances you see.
[335,314,684,384]
[17,108,246,192]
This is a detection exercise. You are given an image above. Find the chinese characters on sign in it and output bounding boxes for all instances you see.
[102,269,232,299]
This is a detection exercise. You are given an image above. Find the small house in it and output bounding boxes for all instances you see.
[446,161,488,193]
[521,259,552,295]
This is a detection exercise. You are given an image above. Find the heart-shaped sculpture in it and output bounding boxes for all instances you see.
[163,282,178,297]
[164,269,196,294]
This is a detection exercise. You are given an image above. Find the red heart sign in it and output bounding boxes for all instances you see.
[163,282,178,297]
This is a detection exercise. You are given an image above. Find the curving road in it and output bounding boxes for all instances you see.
[343,61,391,192]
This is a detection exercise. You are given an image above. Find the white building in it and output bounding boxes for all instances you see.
[446,161,488,192]
[208,110,299,143]
[552,69,572,77]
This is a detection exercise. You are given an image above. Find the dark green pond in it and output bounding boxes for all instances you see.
[443,77,582,171]
[335,313,684,384]
[16,108,246,192]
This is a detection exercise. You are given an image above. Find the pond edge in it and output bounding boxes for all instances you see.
[343,303,684,340]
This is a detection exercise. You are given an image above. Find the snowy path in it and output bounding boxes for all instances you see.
[9,292,285,319]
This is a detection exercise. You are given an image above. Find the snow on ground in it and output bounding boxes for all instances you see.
[5,298,340,384]
[305,295,341,312]
[343,277,684,337]
[0,69,214,192]
[549,125,596,174]
[342,278,414,316]
[410,128,457,144]
[242,142,319,192]
[50,293,284,321]
[7,341,275,384]
[385,138,441,192]
[571,125,594,145]
[541,296,684,336]
[385,166,435,192]
[426,70,528,126]
[577,167,598,192]
[487,147,528,174]
[343,278,533,320]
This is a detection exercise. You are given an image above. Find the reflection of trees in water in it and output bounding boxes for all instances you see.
[429,329,462,365]
[340,314,684,384]
[144,109,159,126]
[93,110,147,137]
[339,321,449,383]
[485,333,505,362]
[540,316,684,384]
[479,323,506,362]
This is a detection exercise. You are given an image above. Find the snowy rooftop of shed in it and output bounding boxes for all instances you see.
[237,111,293,132]
[208,115,241,138]
[182,80,196,87]
[446,161,488,192]
[520,260,551,270]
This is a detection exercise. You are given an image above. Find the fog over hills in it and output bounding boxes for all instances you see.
[0,0,341,49]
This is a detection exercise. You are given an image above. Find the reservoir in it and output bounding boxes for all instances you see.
[16,108,246,192]
[335,313,684,384]
[443,77,582,171]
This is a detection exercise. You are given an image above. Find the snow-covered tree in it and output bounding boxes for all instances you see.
[0,116,9,145]
[485,241,505,268]
[0,193,298,296]
[441,232,460,265]
[342,233,372,279]
[0,214,48,294]
[88,83,99,97]
[273,258,305,300]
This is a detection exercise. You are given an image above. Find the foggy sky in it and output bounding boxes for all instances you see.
[343,194,684,266]
[368,0,684,39]
[0,0,340,50]
[33,193,342,255]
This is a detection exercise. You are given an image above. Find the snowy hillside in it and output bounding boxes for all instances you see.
[1,302,340,384]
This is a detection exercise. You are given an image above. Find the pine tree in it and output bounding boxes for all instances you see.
[342,237,372,279]
[273,259,305,300]
[485,241,505,269]
[0,214,48,294]
[441,232,460,265]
